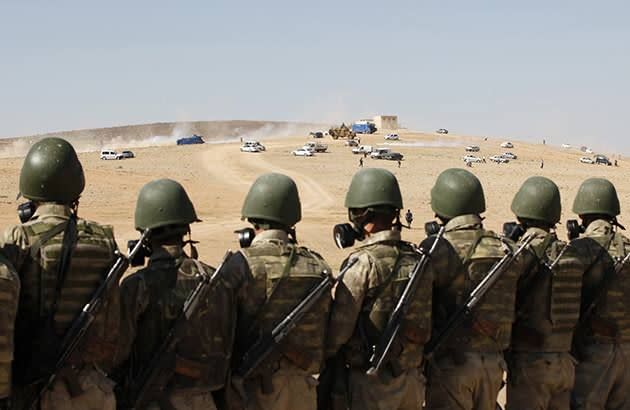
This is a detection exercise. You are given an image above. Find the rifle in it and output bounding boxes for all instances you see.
[424,234,535,359]
[123,251,233,410]
[232,257,359,399]
[25,229,151,410]
[366,227,445,377]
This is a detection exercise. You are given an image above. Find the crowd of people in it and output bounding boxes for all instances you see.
[0,136,628,410]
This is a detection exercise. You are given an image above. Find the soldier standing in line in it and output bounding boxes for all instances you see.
[505,176,584,410]
[323,168,432,410]
[116,179,236,410]
[569,178,630,409]
[227,173,332,410]
[422,168,527,410]
[0,246,19,409]
[1,137,122,409]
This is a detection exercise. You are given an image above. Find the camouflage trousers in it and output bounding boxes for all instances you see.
[506,352,575,410]
[425,352,505,410]
[242,359,318,410]
[145,387,218,410]
[41,366,116,410]
[348,367,425,410]
[572,343,630,410]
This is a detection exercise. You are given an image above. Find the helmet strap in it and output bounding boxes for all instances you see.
[184,229,199,259]
[288,227,298,243]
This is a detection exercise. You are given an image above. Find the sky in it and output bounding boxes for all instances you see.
[1,0,629,152]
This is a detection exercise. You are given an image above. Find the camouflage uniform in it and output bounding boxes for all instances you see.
[326,229,431,410]
[117,245,235,410]
[0,252,19,406]
[229,229,332,410]
[2,203,121,410]
[507,228,583,410]
[424,214,525,410]
[571,219,630,410]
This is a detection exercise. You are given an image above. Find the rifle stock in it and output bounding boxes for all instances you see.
[366,227,445,376]
[25,229,151,410]
[424,234,534,359]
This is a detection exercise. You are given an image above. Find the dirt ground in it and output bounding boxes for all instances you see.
[0,128,625,406]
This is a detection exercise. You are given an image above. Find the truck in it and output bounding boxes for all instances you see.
[351,145,373,155]
[176,135,205,145]
[351,121,377,134]
[304,141,328,152]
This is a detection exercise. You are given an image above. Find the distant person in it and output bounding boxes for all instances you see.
[615,159,618,167]
[363,152,368,159]
[359,157,363,167]
[482,156,486,163]
[405,209,413,228]
[541,159,544,169]
[543,139,546,145]
[397,160,401,168]
[466,160,472,167]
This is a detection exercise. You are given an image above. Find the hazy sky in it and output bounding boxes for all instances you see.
[1,1,629,151]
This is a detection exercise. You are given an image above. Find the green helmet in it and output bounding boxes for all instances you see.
[572,178,620,217]
[241,173,301,227]
[431,168,486,219]
[134,179,199,231]
[19,137,85,202]
[511,176,561,224]
[344,168,403,210]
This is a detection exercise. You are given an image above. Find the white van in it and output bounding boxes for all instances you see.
[100,149,122,160]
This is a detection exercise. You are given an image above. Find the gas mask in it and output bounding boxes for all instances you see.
[234,227,256,248]
[566,219,584,241]
[424,221,441,237]
[17,201,36,223]
[333,209,367,249]
[502,222,526,241]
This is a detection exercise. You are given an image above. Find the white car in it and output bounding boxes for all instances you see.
[100,149,123,160]
[240,145,262,153]
[465,145,480,152]
[502,152,517,159]
[561,144,572,149]
[436,128,449,134]
[580,157,594,164]
[585,148,594,154]
[292,148,314,157]
[242,140,266,151]
[462,155,482,163]
[352,145,373,154]
[384,133,399,140]
[370,148,392,159]
[500,141,514,148]
[489,155,509,163]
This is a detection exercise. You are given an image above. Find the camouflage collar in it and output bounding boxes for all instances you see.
[252,229,290,245]
[32,203,72,220]
[525,226,552,239]
[150,244,185,262]
[444,214,483,232]
[361,229,401,246]
[584,219,614,237]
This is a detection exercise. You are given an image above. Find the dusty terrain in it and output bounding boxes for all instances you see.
[0,126,626,270]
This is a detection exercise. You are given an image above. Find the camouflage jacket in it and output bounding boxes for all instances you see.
[0,252,19,399]
[326,229,431,372]
[230,229,332,375]
[511,227,584,352]
[0,203,120,384]
[425,214,528,353]
[117,245,236,391]
[571,219,630,344]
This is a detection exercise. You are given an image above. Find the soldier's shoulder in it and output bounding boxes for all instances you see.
[77,218,115,239]
[298,245,329,264]
[120,267,148,292]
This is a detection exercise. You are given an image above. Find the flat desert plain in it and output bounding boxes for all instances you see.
[0,129,625,269]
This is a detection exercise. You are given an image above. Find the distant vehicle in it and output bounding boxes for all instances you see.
[309,131,324,138]
[242,140,266,151]
[352,145,373,154]
[436,128,449,134]
[501,152,517,159]
[381,152,404,161]
[586,148,594,154]
[580,157,595,164]
[304,141,328,152]
[595,155,612,166]
[120,150,135,159]
[351,121,377,134]
[465,145,480,152]
[500,141,514,148]
[370,148,391,159]
[176,135,205,145]
[462,155,482,163]
[292,148,314,157]
[384,133,399,141]
[561,143,572,149]
[489,155,509,163]
[100,149,123,160]
[240,145,263,153]
[345,139,359,147]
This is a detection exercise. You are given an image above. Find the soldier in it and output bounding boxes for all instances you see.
[506,176,583,410]
[423,168,525,410]
[0,250,19,409]
[324,168,431,410]
[228,173,332,410]
[569,178,630,409]
[1,137,122,409]
[116,179,235,410]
